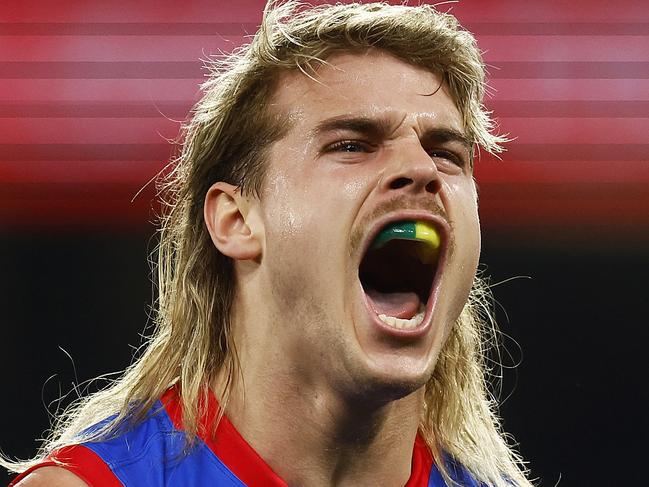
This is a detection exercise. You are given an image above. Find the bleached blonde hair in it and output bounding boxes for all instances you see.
[3,2,532,486]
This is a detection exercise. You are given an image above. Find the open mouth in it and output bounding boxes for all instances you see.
[359,220,442,331]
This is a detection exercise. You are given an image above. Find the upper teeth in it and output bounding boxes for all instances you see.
[378,304,426,330]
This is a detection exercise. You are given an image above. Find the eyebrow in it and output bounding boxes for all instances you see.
[310,115,395,140]
[310,115,474,153]
[422,127,474,154]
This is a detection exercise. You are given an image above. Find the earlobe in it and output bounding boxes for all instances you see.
[204,182,262,261]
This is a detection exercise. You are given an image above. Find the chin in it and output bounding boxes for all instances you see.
[344,347,441,404]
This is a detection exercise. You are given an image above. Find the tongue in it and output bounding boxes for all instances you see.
[365,289,421,319]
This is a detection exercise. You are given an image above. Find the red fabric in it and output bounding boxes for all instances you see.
[406,434,436,487]
[9,444,122,487]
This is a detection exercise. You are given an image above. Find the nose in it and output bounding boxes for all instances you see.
[380,141,441,195]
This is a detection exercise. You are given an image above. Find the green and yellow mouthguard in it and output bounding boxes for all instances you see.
[371,221,441,264]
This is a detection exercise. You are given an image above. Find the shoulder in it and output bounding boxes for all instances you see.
[13,466,89,487]
[10,401,175,487]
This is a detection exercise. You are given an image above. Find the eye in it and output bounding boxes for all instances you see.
[326,140,373,153]
[428,149,464,167]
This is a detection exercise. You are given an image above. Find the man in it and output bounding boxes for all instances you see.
[7,2,531,486]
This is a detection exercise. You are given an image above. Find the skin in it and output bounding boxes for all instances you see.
[14,466,89,486]
[207,50,481,486]
[17,49,481,486]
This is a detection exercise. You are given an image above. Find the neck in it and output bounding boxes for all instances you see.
[213,348,424,487]
[210,281,430,486]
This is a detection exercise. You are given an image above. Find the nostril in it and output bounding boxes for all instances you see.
[425,180,441,194]
[390,177,412,190]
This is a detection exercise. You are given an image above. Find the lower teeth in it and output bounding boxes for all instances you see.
[377,304,426,330]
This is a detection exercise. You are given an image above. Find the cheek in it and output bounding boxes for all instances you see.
[341,177,371,199]
[461,203,481,272]
[447,180,481,273]
[261,175,332,278]
[262,172,312,238]
[260,156,377,263]
[449,180,480,234]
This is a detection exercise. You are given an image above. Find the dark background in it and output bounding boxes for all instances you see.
[3,233,648,486]
[2,1,648,486]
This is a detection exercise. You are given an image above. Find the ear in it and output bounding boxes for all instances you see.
[204,182,262,261]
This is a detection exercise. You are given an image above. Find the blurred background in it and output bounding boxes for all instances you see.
[1,1,648,485]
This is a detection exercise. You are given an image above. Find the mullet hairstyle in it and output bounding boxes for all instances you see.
[3,2,531,486]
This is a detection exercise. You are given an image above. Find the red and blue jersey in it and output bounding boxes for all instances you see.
[11,387,484,486]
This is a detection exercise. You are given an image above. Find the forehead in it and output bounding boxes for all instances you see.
[271,49,464,134]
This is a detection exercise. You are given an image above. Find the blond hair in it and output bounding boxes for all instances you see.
[3,2,531,485]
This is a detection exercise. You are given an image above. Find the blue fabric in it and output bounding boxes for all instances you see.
[429,456,487,486]
[82,401,244,486]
